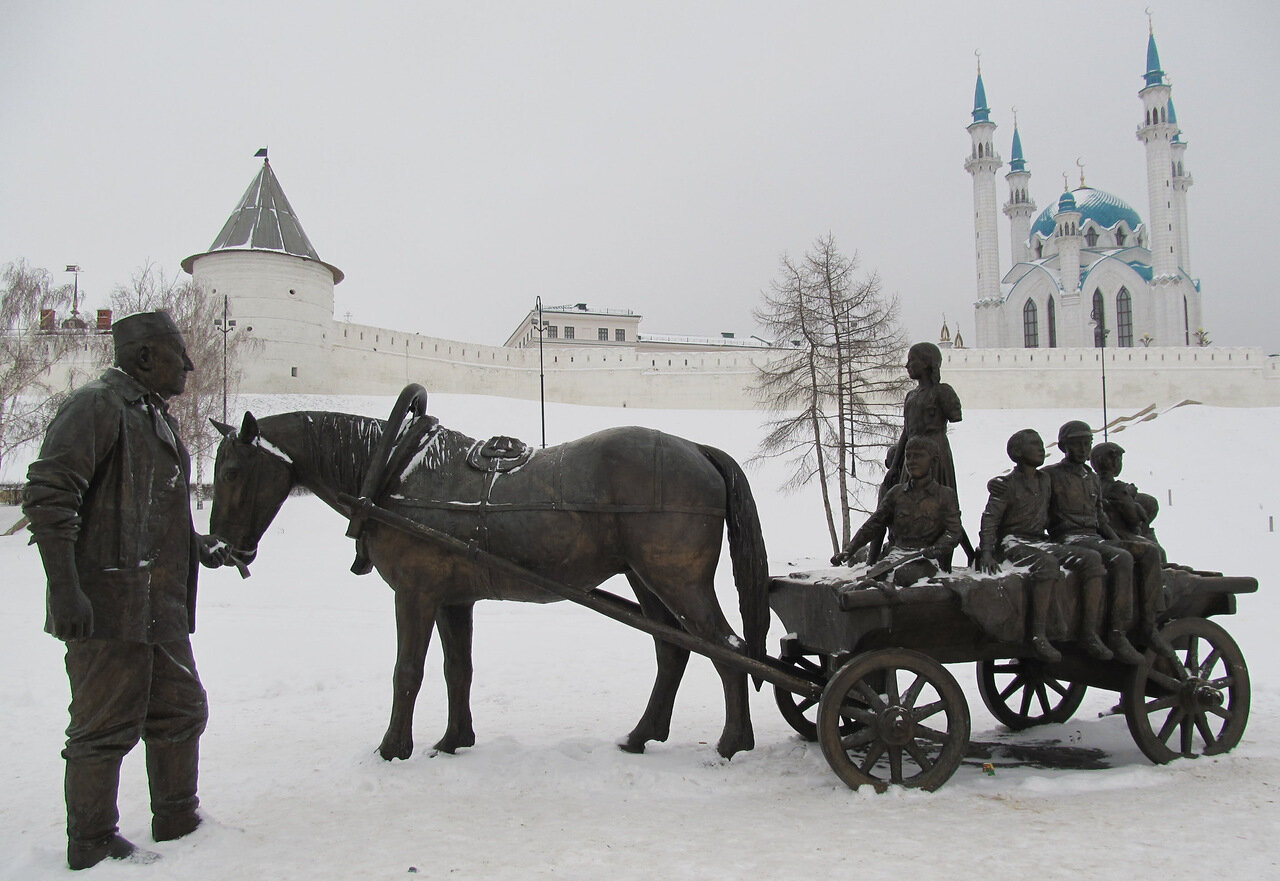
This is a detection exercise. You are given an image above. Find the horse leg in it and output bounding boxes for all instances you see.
[620,573,690,754]
[379,588,439,761]
[634,565,754,760]
[432,602,476,753]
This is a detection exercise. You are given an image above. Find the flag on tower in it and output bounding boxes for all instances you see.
[254,147,268,159]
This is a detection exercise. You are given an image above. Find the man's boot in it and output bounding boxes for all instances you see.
[1078,575,1114,661]
[147,739,202,841]
[66,758,159,870]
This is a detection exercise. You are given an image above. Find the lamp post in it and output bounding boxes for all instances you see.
[532,296,547,448]
[1090,303,1110,441]
[212,295,237,424]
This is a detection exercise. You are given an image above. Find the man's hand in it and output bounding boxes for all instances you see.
[48,584,94,640]
[978,549,999,575]
[197,534,231,569]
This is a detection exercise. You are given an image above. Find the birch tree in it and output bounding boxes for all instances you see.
[0,260,76,474]
[752,235,909,555]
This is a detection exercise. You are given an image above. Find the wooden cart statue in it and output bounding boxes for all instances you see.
[769,563,1256,791]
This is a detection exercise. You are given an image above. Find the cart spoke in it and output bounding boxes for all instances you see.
[1045,677,1068,698]
[997,675,1025,702]
[1205,703,1232,721]
[837,702,877,727]
[904,738,935,772]
[885,670,901,706]
[911,699,947,723]
[888,745,903,783]
[914,725,953,744]
[859,741,886,773]
[1149,670,1182,692]
[1156,707,1185,745]
[1019,684,1034,717]
[841,727,877,750]
[900,674,926,710]
[1184,638,1200,674]
[856,682,886,711]
[1198,648,1221,680]
[1035,682,1052,715]
[1193,712,1217,749]
[796,695,819,713]
[1179,714,1194,755]
[1143,694,1179,713]
[1209,675,1234,690]
[991,662,1019,674]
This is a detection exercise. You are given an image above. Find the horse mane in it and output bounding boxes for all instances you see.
[260,411,386,498]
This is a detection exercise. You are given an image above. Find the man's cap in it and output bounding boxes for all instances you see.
[1057,420,1095,446]
[111,311,183,348]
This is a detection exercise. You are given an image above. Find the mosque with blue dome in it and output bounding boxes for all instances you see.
[969,26,1202,349]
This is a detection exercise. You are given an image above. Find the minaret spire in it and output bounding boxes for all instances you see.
[1137,18,1178,280]
[966,53,1002,312]
[1004,108,1036,265]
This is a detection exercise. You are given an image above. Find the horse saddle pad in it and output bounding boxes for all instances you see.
[465,435,534,473]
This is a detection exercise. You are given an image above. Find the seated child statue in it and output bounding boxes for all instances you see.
[1090,441,1167,556]
[978,429,1115,663]
[1044,421,1166,661]
[832,436,961,587]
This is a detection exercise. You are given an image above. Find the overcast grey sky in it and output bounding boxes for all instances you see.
[4,0,1277,350]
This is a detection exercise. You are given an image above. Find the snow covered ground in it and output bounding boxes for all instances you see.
[2,394,1276,880]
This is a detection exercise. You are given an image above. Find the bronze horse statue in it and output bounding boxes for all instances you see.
[208,401,770,761]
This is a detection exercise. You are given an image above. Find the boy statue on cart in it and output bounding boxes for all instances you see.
[977,429,1120,664]
[831,436,961,587]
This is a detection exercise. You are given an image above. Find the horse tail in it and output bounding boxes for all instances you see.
[698,444,770,667]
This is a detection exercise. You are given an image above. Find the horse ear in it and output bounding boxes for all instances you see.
[211,418,236,438]
[239,412,260,444]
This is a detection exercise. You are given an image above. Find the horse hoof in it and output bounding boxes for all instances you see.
[716,734,755,760]
[432,732,475,754]
[617,737,647,755]
[378,741,413,762]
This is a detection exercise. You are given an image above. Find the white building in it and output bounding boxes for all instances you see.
[971,28,1203,350]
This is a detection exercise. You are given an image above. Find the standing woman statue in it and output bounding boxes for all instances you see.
[876,342,975,565]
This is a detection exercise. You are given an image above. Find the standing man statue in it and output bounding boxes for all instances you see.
[23,311,227,870]
[877,342,974,565]
[1043,421,1165,664]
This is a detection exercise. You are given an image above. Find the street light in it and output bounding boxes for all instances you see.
[212,294,237,424]
[64,265,85,329]
[532,296,548,448]
[1090,303,1111,441]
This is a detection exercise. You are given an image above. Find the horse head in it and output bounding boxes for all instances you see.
[209,412,295,574]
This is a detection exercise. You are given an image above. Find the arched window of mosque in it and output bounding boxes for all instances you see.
[1084,227,1098,247]
[1023,299,1039,348]
[1092,289,1106,347]
[1047,296,1057,348]
[1115,226,1127,247]
[1117,288,1134,347]
[1034,240,1043,259]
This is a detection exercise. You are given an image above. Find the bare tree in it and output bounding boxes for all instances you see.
[110,263,252,496]
[752,235,909,555]
[0,260,78,474]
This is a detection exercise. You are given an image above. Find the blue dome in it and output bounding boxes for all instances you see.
[1030,187,1144,241]
[1056,191,1076,212]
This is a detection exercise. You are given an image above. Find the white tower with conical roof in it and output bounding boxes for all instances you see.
[182,156,343,392]
[965,61,1003,302]
[1169,99,1193,279]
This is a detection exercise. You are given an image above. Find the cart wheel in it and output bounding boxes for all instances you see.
[976,658,1087,730]
[1122,617,1250,764]
[773,653,826,742]
[817,649,970,792]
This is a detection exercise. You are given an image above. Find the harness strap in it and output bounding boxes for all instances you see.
[347,384,428,574]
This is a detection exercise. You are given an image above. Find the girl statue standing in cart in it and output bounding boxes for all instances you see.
[875,342,975,565]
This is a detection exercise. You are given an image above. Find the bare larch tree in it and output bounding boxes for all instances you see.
[753,235,909,554]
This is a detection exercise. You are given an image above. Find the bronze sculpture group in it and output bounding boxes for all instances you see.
[22,328,1222,863]
[834,342,1174,666]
